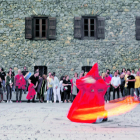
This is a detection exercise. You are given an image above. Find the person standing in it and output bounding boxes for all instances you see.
[63,75,71,103]
[131,69,136,77]
[22,66,29,94]
[124,69,129,96]
[51,73,61,103]
[0,68,6,94]
[15,69,25,103]
[120,74,125,97]
[6,71,14,103]
[9,67,15,92]
[46,72,53,103]
[72,73,78,101]
[105,72,111,103]
[111,71,121,100]
[0,76,5,103]
[28,71,39,103]
[135,71,140,97]
[59,76,65,102]
[127,70,136,96]
[107,69,112,78]
[37,75,47,103]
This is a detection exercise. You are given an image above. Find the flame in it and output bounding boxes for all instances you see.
[70,96,139,122]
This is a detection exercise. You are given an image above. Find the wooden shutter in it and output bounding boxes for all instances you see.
[48,17,56,40]
[136,17,140,40]
[74,17,82,39]
[25,17,33,39]
[97,17,105,39]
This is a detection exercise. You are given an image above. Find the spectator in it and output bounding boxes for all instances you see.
[72,73,78,101]
[111,71,121,100]
[37,75,43,102]
[63,75,71,103]
[9,67,15,77]
[127,69,135,96]
[37,74,46,103]
[6,71,14,103]
[15,69,26,103]
[46,72,53,103]
[22,66,29,94]
[135,71,140,97]
[116,70,120,77]
[60,76,65,102]
[51,73,61,103]
[9,67,15,92]
[124,69,129,96]
[105,72,111,103]
[0,68,6,94]
[120,74,125,97]
[28,71,39,103]
[122,68,126,75]
[101,73,106,80]
[131,69,136,77]
[0,76,5,103]
[107,69,112,78]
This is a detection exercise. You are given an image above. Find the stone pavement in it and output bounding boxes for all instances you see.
[0,103,140,140]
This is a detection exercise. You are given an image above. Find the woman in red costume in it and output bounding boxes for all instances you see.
[26,79,36,100]
[67,63,108,123]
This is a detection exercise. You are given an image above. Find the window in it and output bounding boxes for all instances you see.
[34,18,48,39]
[25,16,56,40]
[74,16,105,40]
[136,16,140,40]
[83,18,96,38]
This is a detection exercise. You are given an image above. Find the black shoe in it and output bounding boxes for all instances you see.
[27,100,30,103]
[103,117,108,122]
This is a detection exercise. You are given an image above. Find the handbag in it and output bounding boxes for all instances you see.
[64,87,68,90]
[44,91,47,95]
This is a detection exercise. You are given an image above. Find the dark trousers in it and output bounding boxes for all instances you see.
[6,85,12,100]
[72,95,76,101]
[16,86,22,101]
[64,90,70,101]
[135,88,140,97]
[113,87,120,100]
[127,88,134,96]
[120,86,125,97]
[60,91,64,101]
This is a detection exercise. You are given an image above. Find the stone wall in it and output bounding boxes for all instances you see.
[0,0,140,78]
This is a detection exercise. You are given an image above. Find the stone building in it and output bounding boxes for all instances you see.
[0,0,140,78]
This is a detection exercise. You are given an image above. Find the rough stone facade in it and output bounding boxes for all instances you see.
[0,0,140,78]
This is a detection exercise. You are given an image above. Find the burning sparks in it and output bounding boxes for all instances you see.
[70,96,139,122]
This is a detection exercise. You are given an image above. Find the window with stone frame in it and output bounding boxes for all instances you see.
[25,16,56,40]
[74,16,105,40]
[136,16,140,40]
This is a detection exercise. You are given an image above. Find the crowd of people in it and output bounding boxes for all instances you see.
[0,66,140,103]
[102,68,140,103]
[0,66,84,103]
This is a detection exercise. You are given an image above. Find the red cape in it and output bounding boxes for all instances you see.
[26,83,36,100]
[67,63,108,123]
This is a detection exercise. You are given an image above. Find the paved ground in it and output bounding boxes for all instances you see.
[0,103,140,140]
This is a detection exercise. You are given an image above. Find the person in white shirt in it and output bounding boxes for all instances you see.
[131,69,136,77]
[111,71,121,100]
[51,72,61,103]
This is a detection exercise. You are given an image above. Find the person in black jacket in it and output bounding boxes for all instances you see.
[63,75,71,103]
[120,74,125,97]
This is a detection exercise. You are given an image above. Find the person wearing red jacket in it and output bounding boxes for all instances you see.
[15,69,26,103]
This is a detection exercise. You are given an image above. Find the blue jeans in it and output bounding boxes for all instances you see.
[135,88,140,97]
[2,80,6,92]
[23,79,28,93]
[47,87,53,101]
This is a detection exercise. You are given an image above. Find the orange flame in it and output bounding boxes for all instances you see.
[70,96,139,122]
